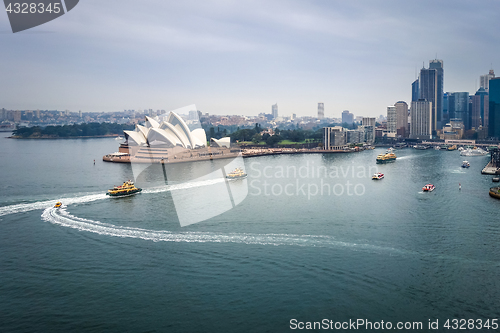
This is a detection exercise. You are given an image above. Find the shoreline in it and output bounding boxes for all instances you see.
[7,134,122,140]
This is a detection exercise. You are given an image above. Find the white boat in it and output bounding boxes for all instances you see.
[461,161,470,168]
[372,172,384,180]
[434,146,441,150]
[115,136,124,140]
[460,147,488,156]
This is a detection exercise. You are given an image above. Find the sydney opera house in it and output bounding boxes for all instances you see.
[103,111,238,163]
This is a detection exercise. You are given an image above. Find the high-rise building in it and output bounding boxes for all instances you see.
[386,106,397,134]
[362,117,375,143]
[318,103,324,119]
[488,77,500,139]
[341,110,354,124]
[410,99,432,140]
[447,92,470,130]
[411,79,419,102]
[272,103,278,119]
[480,69,495,92]
[395,101,409,137]
[419,67,438,134]
[429,59,444,129]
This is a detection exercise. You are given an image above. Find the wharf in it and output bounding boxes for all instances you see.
[103,147,357,164]
[482,161,500,175]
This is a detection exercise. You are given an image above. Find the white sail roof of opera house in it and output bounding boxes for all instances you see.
[124,112,210,149]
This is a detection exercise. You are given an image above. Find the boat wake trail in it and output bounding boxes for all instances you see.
[42,206,407,252]
[0,178,225,217]
[41,207,500,265]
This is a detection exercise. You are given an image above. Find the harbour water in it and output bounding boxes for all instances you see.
[1,132,499,332]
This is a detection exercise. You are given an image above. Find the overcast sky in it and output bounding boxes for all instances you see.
[1,0,499,118]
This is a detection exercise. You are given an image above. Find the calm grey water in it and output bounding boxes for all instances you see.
[1,132,499,332]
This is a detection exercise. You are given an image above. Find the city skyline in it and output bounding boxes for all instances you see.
[1,0,499,117]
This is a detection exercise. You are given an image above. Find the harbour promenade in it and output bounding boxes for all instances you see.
[103,146,364,164]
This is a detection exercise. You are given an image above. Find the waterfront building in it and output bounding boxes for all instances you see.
[272,103,278,119]
[124,112,207,148]
[480,69,495,92]
[362,117,376,143]
[346,129,364,144]
[410,99,432,140]
[318,103,324,119]
[323,126,346,150]
[341,110,354,124]
[489,77,500,139]
[386,106,397,136]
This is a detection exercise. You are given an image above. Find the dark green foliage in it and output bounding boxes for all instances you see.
[12,123,134,138]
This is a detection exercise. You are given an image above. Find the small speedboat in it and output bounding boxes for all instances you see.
[54,202,62,208]
[372,172,384,180]
[422,184,435,192]
[493,177,500,183]
[461,161,470,168]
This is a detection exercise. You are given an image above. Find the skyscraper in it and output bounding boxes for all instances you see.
[386,106,397,134]
[447,92,470,130]
[429,59,444,129]
[472,88,489,129]
[410,99,432,140]
[362,117,375,143]
[480,69,495,92]
[411,79,419,102]
[488,77,500,139]
[395,101,409,137]
[272,103,278,119]
[419,68,438,135]
[318,103,324,119]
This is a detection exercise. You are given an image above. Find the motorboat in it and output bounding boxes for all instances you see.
[54,202,62,208]
[422,184,435,192]
[461,161,470,168]
[372,172,384,180]
[226,167,247,180]
[106,180,142,197]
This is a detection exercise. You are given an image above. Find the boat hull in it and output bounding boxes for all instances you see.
[376,157,396,164]
[106,188,142,197]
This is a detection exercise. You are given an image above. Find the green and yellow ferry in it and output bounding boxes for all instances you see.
[489,187,500,200]
[106,180,142,197]
[376,149,397,164]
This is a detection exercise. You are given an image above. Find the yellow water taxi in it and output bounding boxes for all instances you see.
[54,202,62,208]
